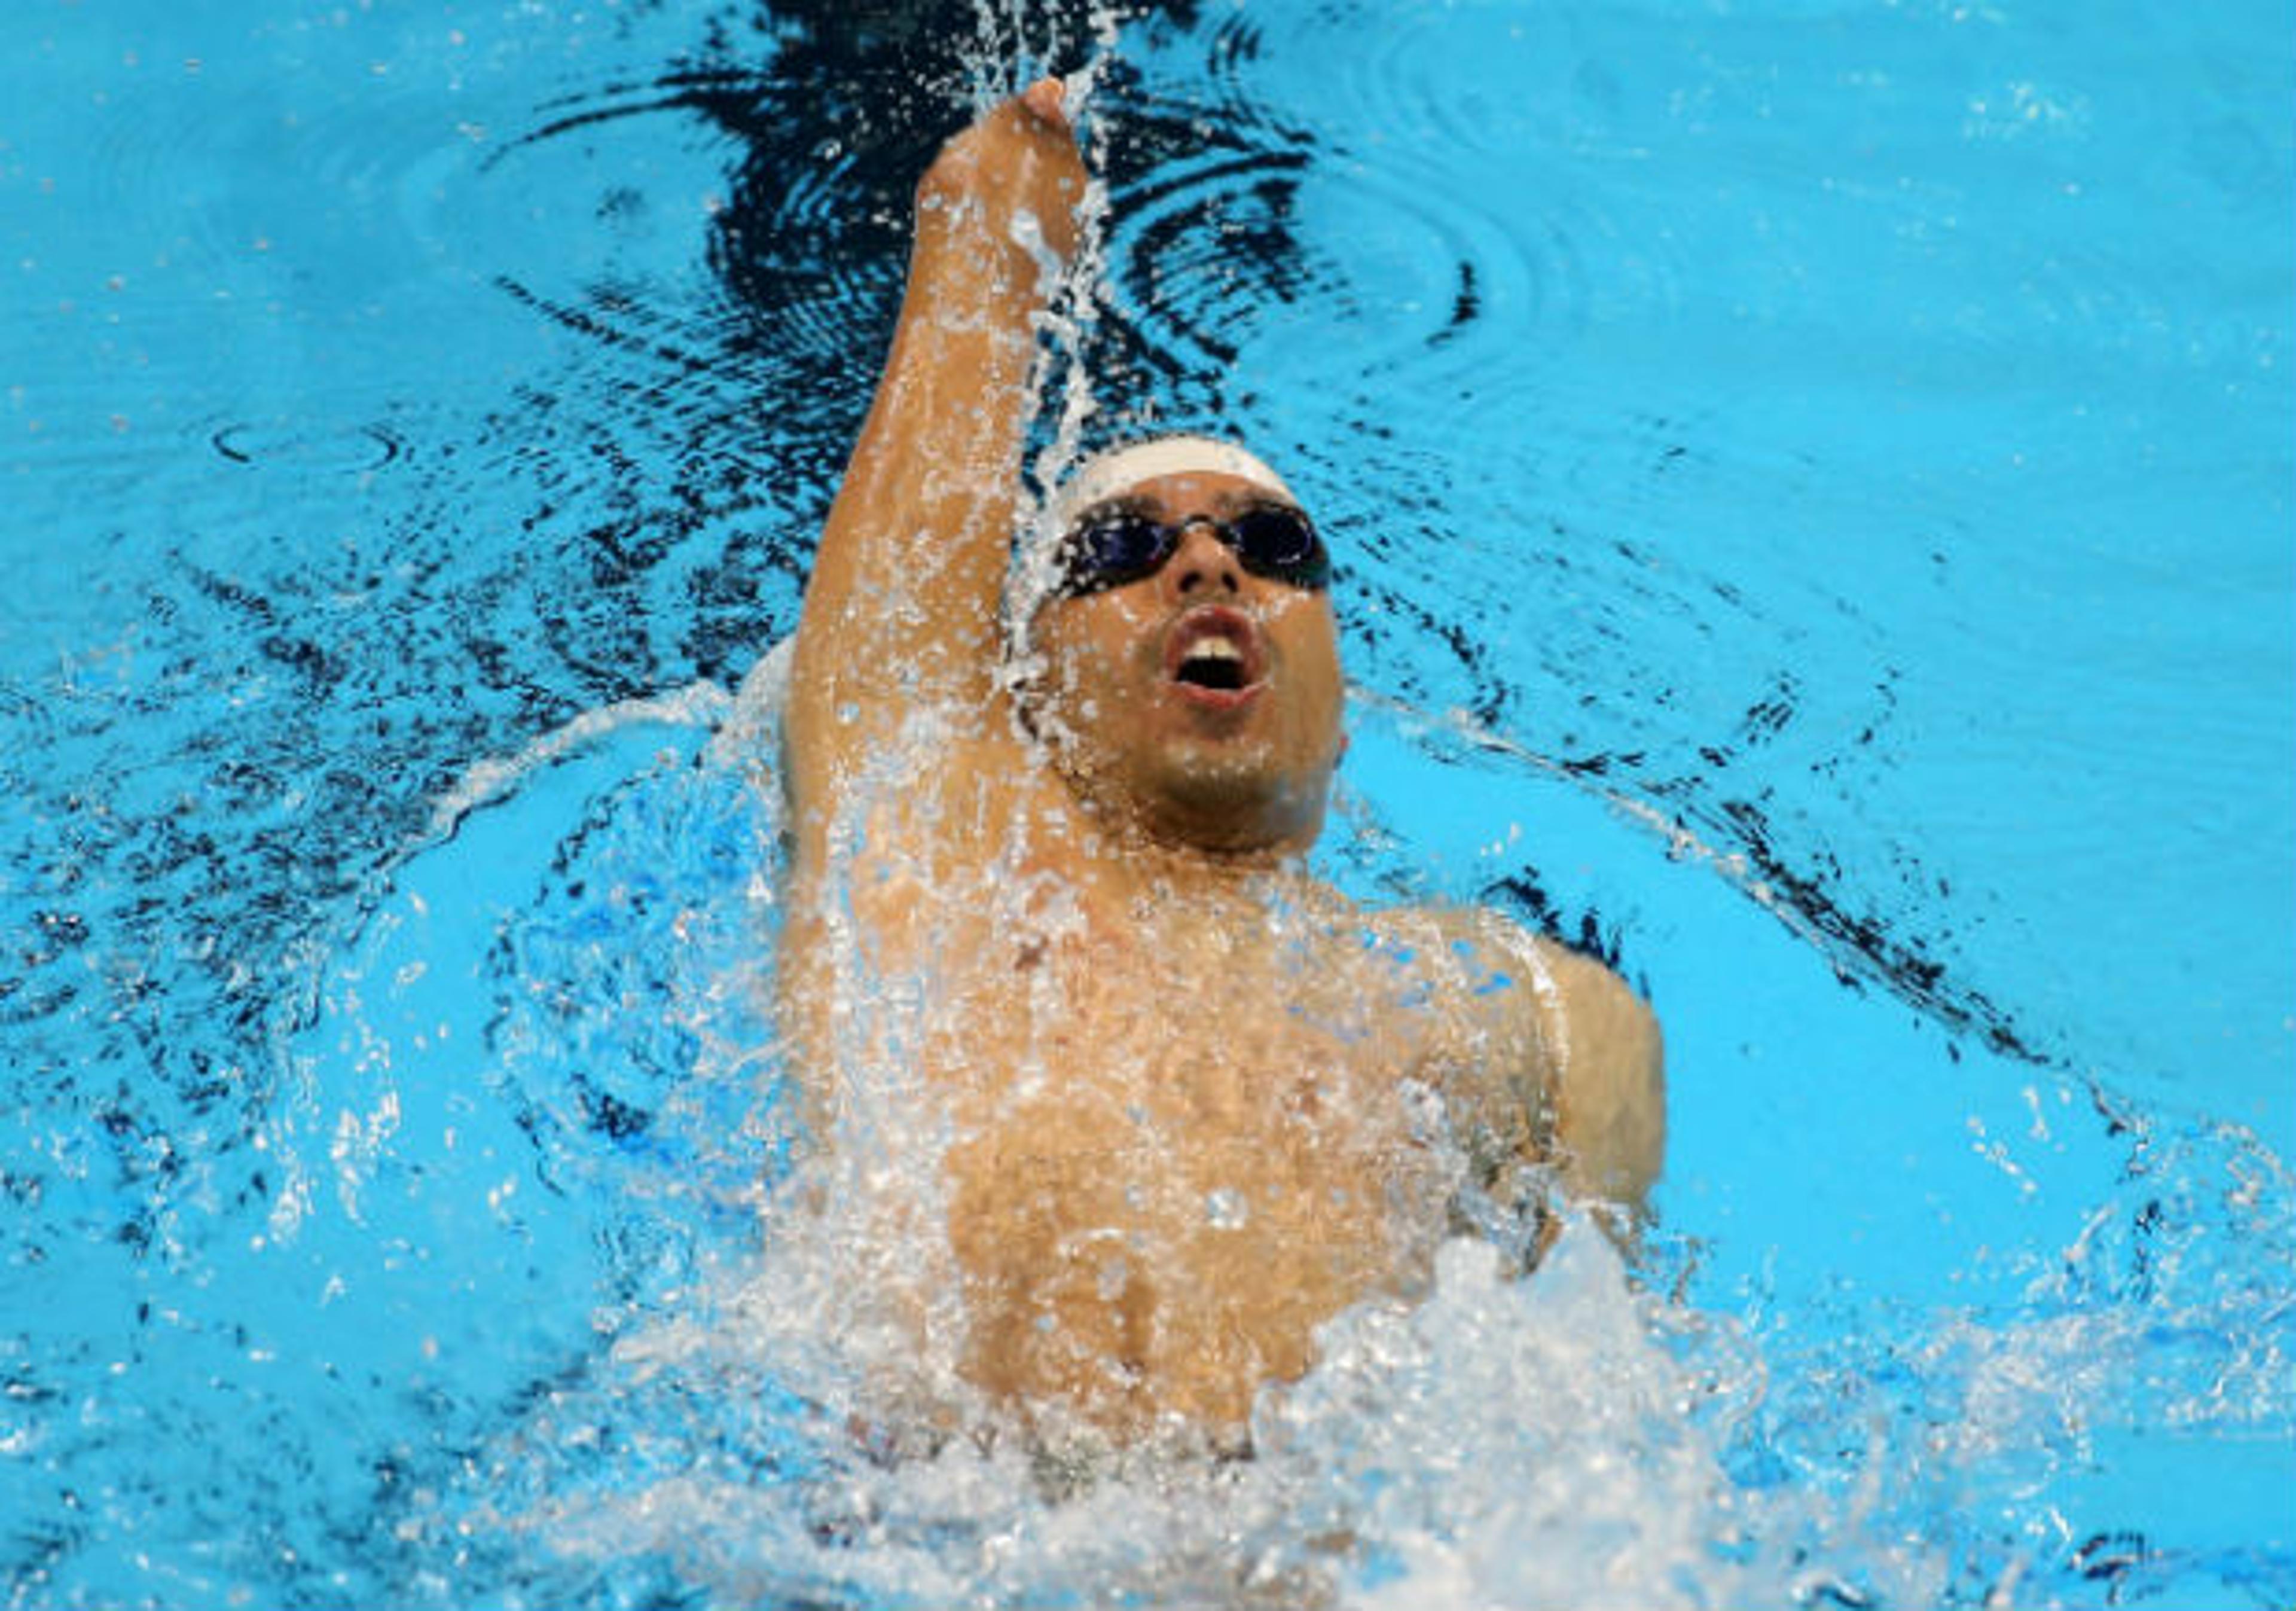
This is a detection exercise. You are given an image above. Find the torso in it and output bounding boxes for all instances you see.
[775,725,1549,1448]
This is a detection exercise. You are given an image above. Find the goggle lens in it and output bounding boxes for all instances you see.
[1226,506,1329,586]
[1054,504,1330,597]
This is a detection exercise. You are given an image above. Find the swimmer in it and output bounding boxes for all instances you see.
[766,79,1662,1454]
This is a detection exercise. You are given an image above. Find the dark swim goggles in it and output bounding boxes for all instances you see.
[1050,500,1333,597]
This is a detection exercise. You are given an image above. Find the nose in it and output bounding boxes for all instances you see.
[1165,520,1242,599]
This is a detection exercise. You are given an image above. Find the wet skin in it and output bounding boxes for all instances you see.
[1024,474,1348,856]
[764,81,1663,1451]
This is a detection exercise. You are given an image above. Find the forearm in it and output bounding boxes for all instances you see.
[805,205,1044,666]
[789,89,1083,770]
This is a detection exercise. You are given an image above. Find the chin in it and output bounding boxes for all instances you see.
[1142,754,1331,856]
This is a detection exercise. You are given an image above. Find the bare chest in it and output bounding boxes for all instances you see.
[786,774,1494,1436]
[881,867,1463,1430]
[941,899,1433,1180]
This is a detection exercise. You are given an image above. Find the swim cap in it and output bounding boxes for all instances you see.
[1039,435,1299,538]
[1010,435,1302,645]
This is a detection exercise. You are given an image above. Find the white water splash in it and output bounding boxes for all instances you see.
[515,1216,1945,1609]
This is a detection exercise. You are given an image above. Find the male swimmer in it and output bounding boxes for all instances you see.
[764,79,1662,1454]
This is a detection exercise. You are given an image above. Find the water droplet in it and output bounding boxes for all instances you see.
[1205,1187,1248,1229]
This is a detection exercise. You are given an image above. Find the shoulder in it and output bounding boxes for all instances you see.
[1402,905,1649,1043]
[1387,900,1665,1210]
[1365,901,1566,1096]
[1373,902,1566,1020]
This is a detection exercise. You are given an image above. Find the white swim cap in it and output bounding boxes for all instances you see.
[1010,435,1302,645]
[1039,435,1299,538]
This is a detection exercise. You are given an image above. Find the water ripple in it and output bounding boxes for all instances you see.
[1095,13,1690,483]
[1101,139,1320,378]
[209,419,406,472]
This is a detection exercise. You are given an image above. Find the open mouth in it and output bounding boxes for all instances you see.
[1175,636,1250,692]
[1164,607,1265,705]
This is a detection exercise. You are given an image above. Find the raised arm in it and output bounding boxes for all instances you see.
[783,81,1086,846]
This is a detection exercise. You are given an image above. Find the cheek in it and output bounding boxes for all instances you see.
[1037,612,1138,733]
[1049,600,1152,692]
[1277,611,1345,739]
[1049,631,1113,706]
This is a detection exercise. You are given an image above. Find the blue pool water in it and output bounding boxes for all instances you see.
[4,0,2291,1605]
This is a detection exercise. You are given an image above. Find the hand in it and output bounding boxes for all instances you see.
[915,77,1088,266]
